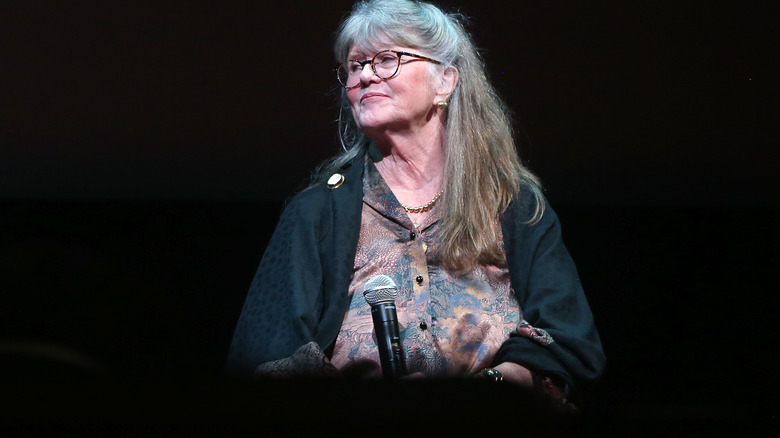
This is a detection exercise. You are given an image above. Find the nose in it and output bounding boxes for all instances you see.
[358,62,381,85]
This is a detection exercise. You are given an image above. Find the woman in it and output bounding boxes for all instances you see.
[227,0,605,403]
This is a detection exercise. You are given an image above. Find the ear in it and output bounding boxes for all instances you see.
[435,65,459,102]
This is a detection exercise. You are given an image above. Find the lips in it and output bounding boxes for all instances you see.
[360,92,388,103]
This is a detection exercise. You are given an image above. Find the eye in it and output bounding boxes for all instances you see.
[376,53,397,66]
[348,61,363,73]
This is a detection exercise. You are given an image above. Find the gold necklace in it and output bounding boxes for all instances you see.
[401,190,443,214]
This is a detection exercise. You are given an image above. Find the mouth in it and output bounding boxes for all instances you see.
[360,92,388,103]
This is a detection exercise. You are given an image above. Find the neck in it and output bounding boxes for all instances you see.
[369,118,446,196]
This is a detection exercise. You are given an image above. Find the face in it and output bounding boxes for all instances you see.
[345,45,444,135]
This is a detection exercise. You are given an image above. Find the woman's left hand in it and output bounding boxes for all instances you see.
[492,362,534,387]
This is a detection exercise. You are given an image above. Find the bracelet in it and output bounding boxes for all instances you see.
[481,367,504,383]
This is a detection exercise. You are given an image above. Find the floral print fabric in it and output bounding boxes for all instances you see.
[330,159,525,377]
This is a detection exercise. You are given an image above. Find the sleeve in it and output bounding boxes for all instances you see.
[496,191,606,396]
[225,188,331,377]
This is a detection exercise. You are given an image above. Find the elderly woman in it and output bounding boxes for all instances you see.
[227,0,605,403]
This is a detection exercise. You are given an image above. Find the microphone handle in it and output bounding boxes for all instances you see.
[370,302,407,379]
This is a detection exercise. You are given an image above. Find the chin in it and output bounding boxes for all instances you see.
[356,114,391,131]
[353,103,394,127]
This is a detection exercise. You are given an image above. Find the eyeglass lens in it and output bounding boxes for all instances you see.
[337,51,400,89]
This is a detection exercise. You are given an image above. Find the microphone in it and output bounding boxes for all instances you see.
[363,275,407,379]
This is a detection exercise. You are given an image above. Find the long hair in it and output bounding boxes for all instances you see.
[319,0,544,272]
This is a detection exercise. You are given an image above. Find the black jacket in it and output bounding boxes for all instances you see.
[227,153,606,393]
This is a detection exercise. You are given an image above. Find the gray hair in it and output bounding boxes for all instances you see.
[321,0,544,272]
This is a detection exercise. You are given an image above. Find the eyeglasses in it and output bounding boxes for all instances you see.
[336,50,443,90]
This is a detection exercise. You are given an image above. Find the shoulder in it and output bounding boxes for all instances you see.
[503,183,551,225]
[281,153,365,218]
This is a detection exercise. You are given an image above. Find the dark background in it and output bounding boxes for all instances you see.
[1,0,777,436]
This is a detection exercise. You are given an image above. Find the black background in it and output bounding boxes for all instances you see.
[1,1,777,436]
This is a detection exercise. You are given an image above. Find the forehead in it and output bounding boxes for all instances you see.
[347,44,419,60]
[346,30,409,59]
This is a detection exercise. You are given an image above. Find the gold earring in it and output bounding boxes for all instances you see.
[437,101,449,108]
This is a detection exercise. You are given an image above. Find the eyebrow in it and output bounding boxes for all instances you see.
[347,46,388,60]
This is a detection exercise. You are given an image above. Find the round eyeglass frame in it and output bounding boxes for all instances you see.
[336,50,443,90]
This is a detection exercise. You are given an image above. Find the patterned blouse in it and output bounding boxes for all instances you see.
[329,158,524,377]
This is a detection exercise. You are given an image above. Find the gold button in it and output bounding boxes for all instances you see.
[326,173,345,189]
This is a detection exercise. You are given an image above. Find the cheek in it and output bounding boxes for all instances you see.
[347,90,360,107]
[346,92,363,125]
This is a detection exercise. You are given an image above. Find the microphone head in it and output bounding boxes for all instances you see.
[363,275,398,305]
